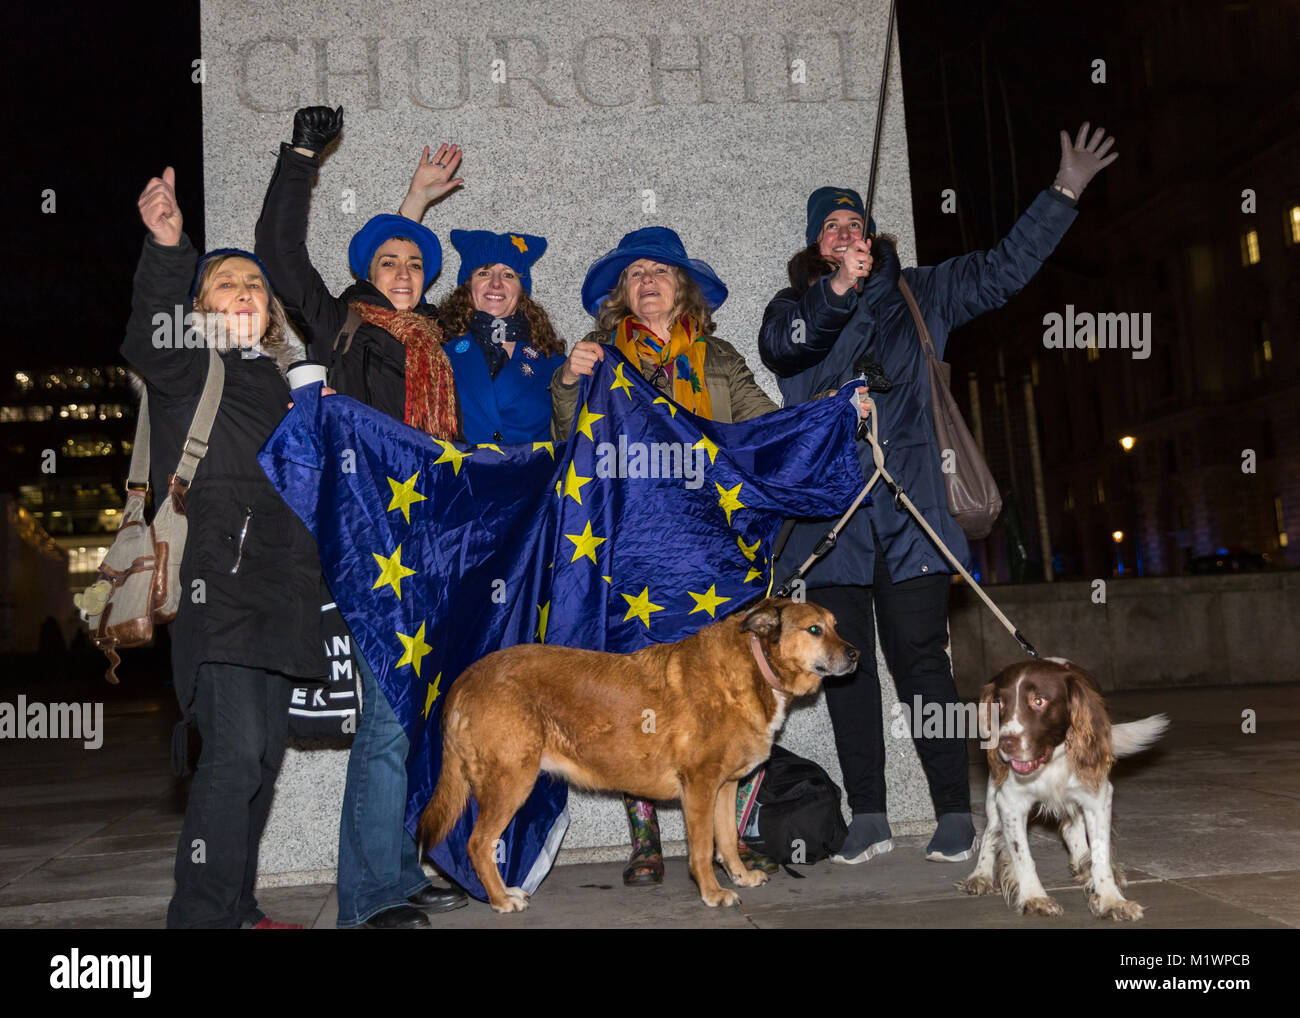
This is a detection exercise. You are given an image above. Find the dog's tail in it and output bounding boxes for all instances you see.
[416,741,472,862]
[1112,714,1169,758]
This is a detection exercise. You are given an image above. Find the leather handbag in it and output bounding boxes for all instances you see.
[897,276,1002,540]
[75,348,225,682]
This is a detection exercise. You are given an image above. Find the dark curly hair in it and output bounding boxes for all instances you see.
[438,280,565,357]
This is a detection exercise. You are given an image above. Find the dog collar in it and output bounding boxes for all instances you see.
[748,633,784,692]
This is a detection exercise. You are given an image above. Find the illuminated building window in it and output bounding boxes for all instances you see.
[1288,206,1300,246]
[1093,477,1106,505]
[1277,496,1288,549]
[0,406,23,423]
[1240,230,1260,266]
[60,436,117,458]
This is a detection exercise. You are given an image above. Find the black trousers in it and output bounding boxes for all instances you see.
[813,542,971,817]
[167,662,291,929]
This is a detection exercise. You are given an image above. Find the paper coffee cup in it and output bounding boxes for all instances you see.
[286,360,327,389]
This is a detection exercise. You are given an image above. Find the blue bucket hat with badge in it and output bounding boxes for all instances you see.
[449,229,548,296]
[580,226,728,317]
[805,187,877,245]
[347,214,442,298]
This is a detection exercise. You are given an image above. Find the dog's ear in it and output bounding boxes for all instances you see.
[1065,669,1113,790]
[740,599,783,638]
[980,680,1009,786]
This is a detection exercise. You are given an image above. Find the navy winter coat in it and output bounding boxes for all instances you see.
[758,189,1077,588]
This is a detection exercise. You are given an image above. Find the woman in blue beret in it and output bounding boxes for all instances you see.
[255,106,468,929]
[551,226,781,888]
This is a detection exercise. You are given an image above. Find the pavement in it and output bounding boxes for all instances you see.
[1,679,1297,929]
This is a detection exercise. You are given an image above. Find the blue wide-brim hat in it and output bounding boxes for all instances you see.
[190,248,276,298]
[805,187,877,246]
[347,214,442,295]
[450,229,548,296]
[580,226,727,317]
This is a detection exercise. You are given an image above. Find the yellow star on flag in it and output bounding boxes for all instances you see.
[422,673,442,717]
[537,601,550,643]
[533,441,555,458]
[694,434,719,465]
[687,584,732,618]
[602,575,611,584]
[652,397,678,418]
[745,566,764,584]
[737,535,760,562]
[395,621,432,676]
[476,443,504,455]
[716,481,746,526]
[372,545,417,599]
[563,461,594,504]
[621,586,664,628]
[433,439,471,475]
[566,521,607,564]
[609,362,635,400]
[575,403,605,442]
[509,234,528,253]
[386,472,427,523]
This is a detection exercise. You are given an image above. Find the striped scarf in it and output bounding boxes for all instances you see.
[612,313,712,419]
[349,302,458,440]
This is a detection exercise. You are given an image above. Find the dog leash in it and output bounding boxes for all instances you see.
[774,397,1039,659]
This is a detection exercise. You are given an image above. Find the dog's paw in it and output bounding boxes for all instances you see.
[729,866,768,888]
[1068,856,1092,885]
[956,872,997,896]
[1019,895,1064,917]
[701,888,741,908]
[490,887,530,914]
[1091,894,1143,921]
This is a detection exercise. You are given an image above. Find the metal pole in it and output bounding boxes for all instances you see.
[1021,374,1053,582]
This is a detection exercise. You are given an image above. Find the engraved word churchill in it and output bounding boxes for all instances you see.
[235,31,876,112]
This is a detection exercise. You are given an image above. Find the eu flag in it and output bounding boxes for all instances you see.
[260,352,867,900]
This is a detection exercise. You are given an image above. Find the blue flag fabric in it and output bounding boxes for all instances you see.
[259,353,868,900]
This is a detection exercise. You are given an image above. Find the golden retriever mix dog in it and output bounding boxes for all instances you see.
[417,597,858,912]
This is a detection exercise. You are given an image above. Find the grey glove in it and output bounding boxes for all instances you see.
[1052,122,1118,199]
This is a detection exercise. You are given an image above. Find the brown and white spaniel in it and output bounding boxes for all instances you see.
[957,658,1168,920]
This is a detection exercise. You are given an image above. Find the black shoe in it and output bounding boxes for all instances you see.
[360,904,430,929]
[408,884,468,914]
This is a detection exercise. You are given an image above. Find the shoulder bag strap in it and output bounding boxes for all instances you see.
[334,306,363,358]
[897,275,939,362]
[172,346,226,489]
[126,386,152,491]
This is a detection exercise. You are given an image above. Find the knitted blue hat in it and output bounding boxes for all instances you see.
[449,229,548,295]
[346,215,442,296]
[580,227,727,316]
[805,187,876,245]
[190,248,276,298]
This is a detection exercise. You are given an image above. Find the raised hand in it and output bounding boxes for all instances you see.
[399,143,466,219]
[292,105,344,155]
[1053,123,1118,199]
[137,166,183,246]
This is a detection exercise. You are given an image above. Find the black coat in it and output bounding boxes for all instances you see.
[120,235,327,711]
[759,189,1077,587]
[254,143,442,422]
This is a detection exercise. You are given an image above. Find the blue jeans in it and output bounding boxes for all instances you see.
[336,653,430,927]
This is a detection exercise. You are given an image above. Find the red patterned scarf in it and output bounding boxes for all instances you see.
[349,302,458,440]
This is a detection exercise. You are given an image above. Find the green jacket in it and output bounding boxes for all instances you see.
[550,330,778,442]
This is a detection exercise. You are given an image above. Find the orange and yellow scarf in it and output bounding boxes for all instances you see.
[612,314,711,419]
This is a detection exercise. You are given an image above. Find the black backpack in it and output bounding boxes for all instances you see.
[746,745,848,865]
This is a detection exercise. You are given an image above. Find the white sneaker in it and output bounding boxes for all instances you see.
[831,838,893,864]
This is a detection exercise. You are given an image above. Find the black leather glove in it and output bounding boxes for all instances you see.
[292,106,344,154]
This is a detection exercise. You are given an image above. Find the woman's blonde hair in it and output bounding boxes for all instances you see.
[594,264,715,335]
[193,254,289,349]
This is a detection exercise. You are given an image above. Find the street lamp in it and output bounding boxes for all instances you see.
[1112,529,1125,576]
[1120,435,1135,451]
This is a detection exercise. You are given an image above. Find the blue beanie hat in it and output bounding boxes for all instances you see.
[580,226,727,317]
[805,187,876,246]
[449,229,548,295]
[347,215,442,296]
[191,248,276,298]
